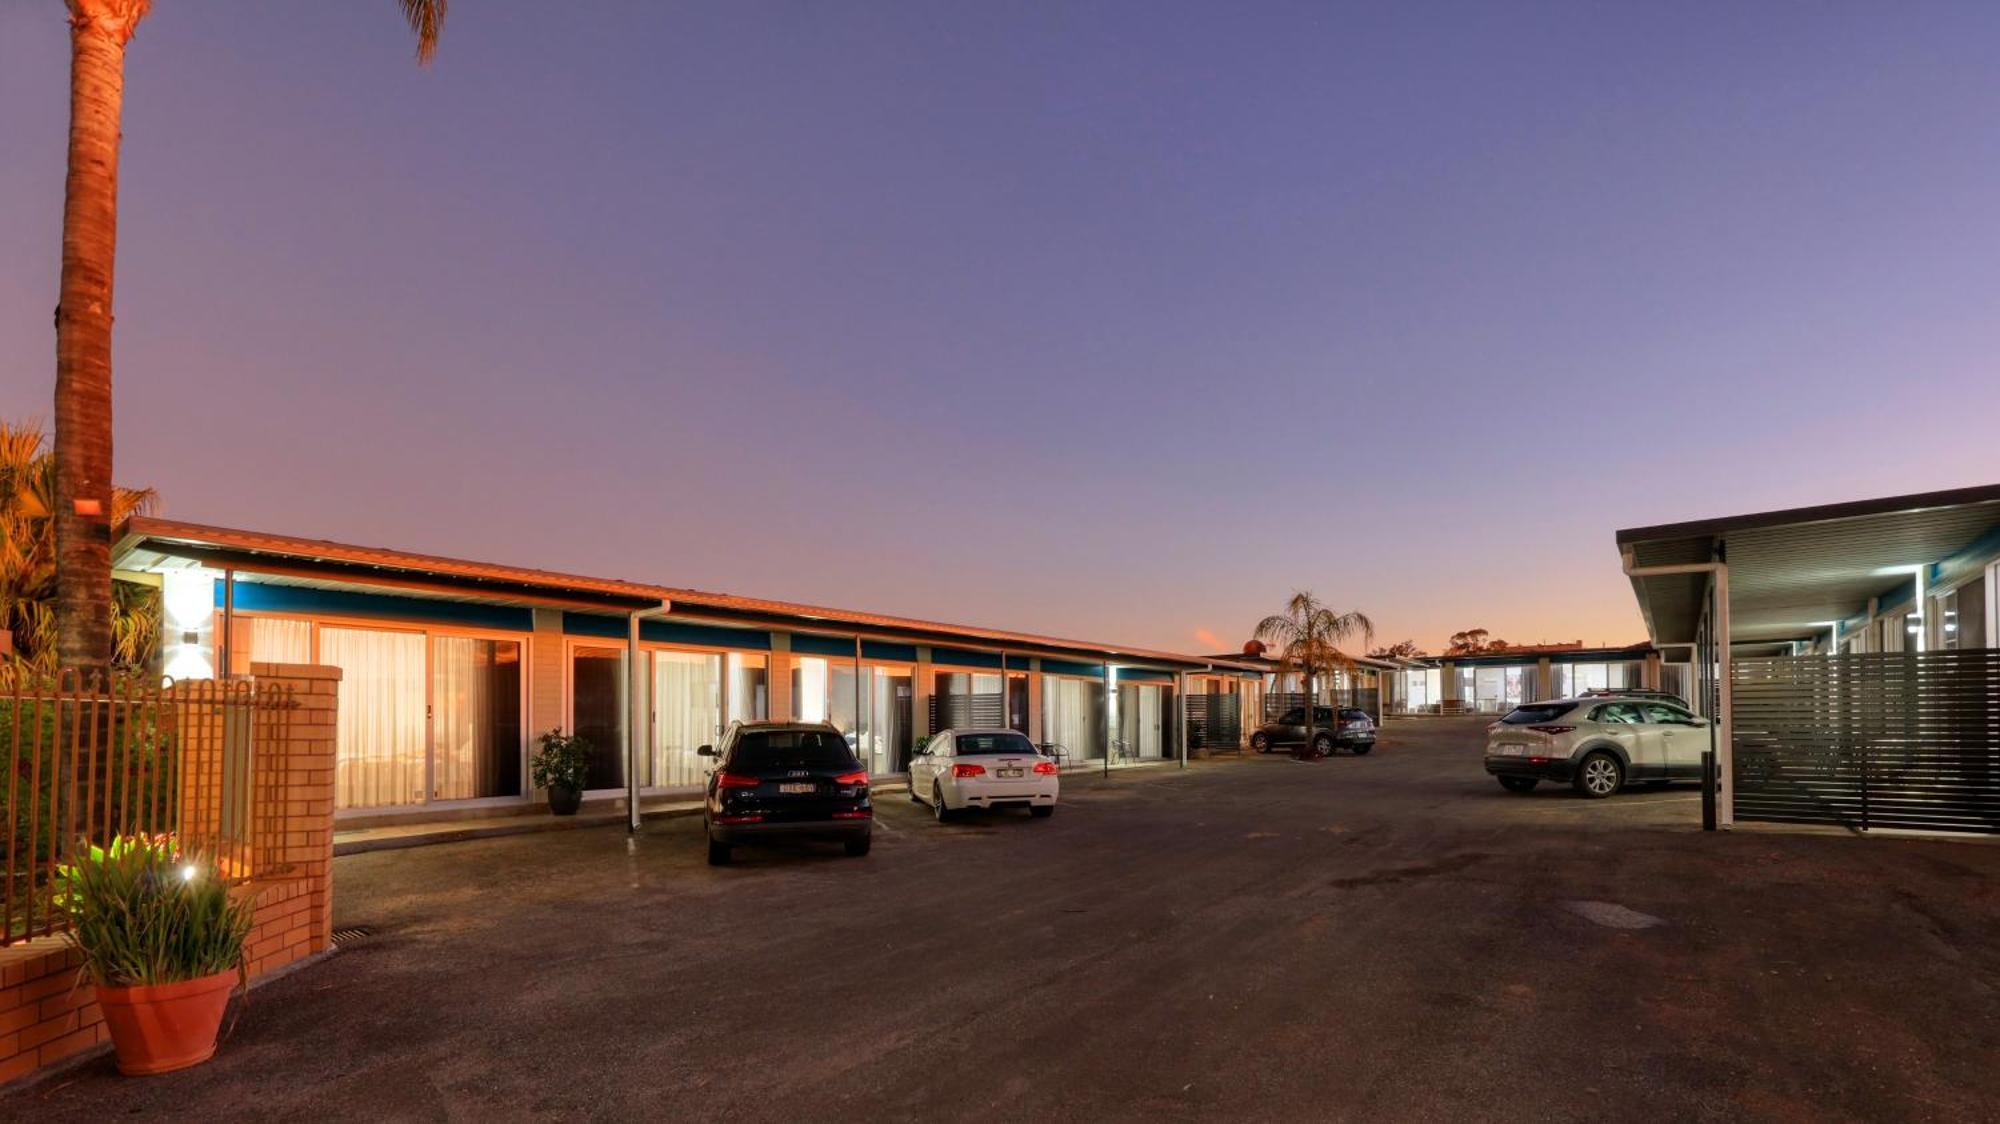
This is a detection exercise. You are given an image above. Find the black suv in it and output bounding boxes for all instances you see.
[1249,706,1376,755]
[699,721,872,866]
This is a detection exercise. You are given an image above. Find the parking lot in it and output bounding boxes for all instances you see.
[15,718,1998,1122]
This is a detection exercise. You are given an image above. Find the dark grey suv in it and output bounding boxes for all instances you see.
[1249,706,1376,755]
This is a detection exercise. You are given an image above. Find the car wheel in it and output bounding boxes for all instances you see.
[1250,732,1269,753]
[932,783,953,823]
[1312,733,1334,757]
[1574,752,1624,799]
[844,835,872,857]
[1030,804,1054,818]
[1350,742,1374,756]
[1497,776,1537,793]
[706,839,732,866]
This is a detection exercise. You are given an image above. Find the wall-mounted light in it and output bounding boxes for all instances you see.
[72,498,103,517]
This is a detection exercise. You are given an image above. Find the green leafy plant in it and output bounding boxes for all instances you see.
[56,834,254,988]
[531,729,592,792]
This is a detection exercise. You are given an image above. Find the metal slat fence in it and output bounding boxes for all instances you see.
[1732,651,2000,834]
[1185,694,1242,752]
[2,668,294,946]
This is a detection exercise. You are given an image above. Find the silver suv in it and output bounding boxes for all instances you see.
[1483,698,1710,797]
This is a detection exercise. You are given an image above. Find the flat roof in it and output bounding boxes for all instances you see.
[115,516,1263,672]
[1617,483,2000,646]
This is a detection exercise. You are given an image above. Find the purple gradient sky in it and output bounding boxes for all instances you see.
[4,3,1999,655]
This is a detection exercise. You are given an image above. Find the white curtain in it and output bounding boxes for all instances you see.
[726,652,768,723]
[251,617,312,664]
[1043,677,1106,763]
[321,626,427,808]
[653,652,721,789]
[431,636,484,800]
[793,657,829,722]
[1121,685,1163,758]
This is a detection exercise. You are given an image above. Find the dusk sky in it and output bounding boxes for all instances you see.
[5,2,1998,656]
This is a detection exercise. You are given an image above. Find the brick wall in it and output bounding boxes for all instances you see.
[0,662,339,1087]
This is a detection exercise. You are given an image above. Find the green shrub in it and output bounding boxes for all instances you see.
[56,834,254,988]
[530,729,591,791]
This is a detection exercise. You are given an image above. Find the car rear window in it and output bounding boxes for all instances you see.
[1339,708,1369,721]
[953,732,1039,756]
[1500,704,1575,725]
[728,730,858,771]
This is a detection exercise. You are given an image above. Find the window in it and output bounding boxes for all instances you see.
[1501,703,1575,726]
[1592,703,1643,725]
[726,729,858,771]
[1277,708,1306,725]
[952,732,1038,756]
[1640,703,1694,725]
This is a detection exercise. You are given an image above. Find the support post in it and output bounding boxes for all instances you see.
[1715,563,1733,829]
[1176,671,1188,769]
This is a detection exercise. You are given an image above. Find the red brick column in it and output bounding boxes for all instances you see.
[242,662,339,974]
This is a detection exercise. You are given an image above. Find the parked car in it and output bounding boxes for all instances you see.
[1484,698,1711,798]
[1578,687,1689,706]
[1248,706,1376,756]
[698,721,872,865]
[910,728,1059,821]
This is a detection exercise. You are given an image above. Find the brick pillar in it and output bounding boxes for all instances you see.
[767,633,793,721]
[249,662,340,966]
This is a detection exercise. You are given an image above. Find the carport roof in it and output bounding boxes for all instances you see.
[1616,483,2000,647]
[114,517,1263,672]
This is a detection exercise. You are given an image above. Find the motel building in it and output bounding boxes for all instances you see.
[112,519,1266,826]
[1618,484,2000,836]
[1382,642,1682,716]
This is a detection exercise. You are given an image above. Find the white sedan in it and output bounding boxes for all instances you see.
[909,728,1059,821]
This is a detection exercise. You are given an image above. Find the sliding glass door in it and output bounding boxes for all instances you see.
[432,637,524,800]
[321,626,428,808]
[650,651,721,789]
[570,646,627,792]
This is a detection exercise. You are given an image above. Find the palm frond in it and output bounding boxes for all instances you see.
[399,0,447,64]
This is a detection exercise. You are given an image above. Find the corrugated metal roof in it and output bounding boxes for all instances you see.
[1617,485,2000,645]
[116,517,1263,671]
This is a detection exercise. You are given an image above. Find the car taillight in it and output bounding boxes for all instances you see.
[830,809,872,819]
[952,763,986,778]
[1526,725,1575,735]
[833,770,869,786]
[1032,761,1058,776]
[716,772,761,789]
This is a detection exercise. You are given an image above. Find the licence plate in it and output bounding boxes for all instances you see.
[779,783,815,794]
[998,768,1024,778]
[1499,745,1527,756]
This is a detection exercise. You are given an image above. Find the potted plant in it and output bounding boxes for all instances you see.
[57,834,253,1076]
[532,729,592,815]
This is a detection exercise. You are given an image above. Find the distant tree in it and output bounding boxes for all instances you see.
[1445,629,1510,656]
[1255,592,1374,754]
[1368,639,1422,659]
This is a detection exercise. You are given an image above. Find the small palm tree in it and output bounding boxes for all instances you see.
[1255,592,1374,752]
[50,1,448,670]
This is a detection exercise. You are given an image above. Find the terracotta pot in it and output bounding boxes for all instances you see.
[94,969,237,1076]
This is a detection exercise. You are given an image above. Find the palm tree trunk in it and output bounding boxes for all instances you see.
[54,5,139,672]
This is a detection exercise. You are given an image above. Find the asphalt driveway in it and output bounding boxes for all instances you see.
[13,718,1998,1122]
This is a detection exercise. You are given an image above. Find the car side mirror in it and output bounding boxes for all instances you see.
[696,745,715,757]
